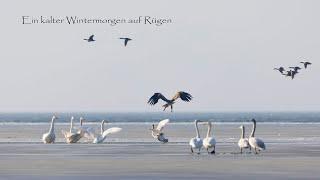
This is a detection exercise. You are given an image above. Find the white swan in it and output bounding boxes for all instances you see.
[238,125,250,153]
[249,119,266,154]
[150,119,170,143]
[62,116,84,143]
[92,120,122,144]
[77,117,93,139]
[203,121,216,154]
[42,116,58,144]
[189,120,203,154]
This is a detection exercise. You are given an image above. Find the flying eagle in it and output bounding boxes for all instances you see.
[148,91,192,112]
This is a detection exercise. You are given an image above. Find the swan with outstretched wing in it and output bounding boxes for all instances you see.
[91,120,122,144]
[150,119,170,143]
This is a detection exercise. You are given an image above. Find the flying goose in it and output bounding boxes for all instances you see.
[300,61,312,69]
[119,37,132,46]
[274,67,285,74]
[84,35,95,42]
[289,66,301,72]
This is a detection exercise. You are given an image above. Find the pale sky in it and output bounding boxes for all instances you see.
[0,0,319,112]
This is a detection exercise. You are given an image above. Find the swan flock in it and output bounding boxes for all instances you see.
[42,115,266,155]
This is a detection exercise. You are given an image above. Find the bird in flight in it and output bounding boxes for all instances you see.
[291,70,298,79]
[289,66,301,72]
[283,70,298,79]
[148,91,192,112]
[119,38,132,46]
[300,61,312,69]
[84,35,95,42]
[274,67,285,74]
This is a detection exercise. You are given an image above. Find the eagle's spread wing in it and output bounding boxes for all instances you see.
[148,93,170,105]
[156,119,170,132]
[89,35,94,40]
[172,91,192,102]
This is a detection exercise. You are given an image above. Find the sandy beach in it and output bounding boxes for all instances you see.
[0,123,319,179]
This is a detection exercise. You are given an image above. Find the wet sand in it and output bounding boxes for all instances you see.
[0,123,319,179]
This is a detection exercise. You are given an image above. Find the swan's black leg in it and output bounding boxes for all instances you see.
[211,146,215,154]
[190,147,193,153]
[170,105,173,112]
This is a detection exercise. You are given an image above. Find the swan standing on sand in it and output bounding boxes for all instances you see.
[78,117,92,136]
[238,125,250,153]
[203,121,216,154]
[62,116,84,143]
[189,120,203,154]
[91,120,122,144]
[150,119,170,143]
[249,119,266,154]
[42,116,58,144]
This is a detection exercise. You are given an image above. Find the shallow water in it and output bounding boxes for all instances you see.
[0,112,319,123]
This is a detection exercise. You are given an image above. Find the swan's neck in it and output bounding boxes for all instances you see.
[241,127,245,139]
[101,121,105,135]
[49,118,55,133]
[206,123,212,138]
[250,122,256,137]
[69,118,74,133]
[195,121,200,138]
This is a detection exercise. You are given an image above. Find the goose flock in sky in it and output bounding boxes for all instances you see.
[274,61,312,79]
[83,34,132,46]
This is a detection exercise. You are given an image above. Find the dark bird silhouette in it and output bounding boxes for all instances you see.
[148,91,192,112]
[274,67,285,74]
[291,70,298,79]
[300,61,312,69]
[283,70,291,77]
[289,66,301,72]
[283,70,298,79]
[119,38,132,46]
[84,35,95,42]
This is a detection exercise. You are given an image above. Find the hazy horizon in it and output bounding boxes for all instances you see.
[1,0,319,112]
